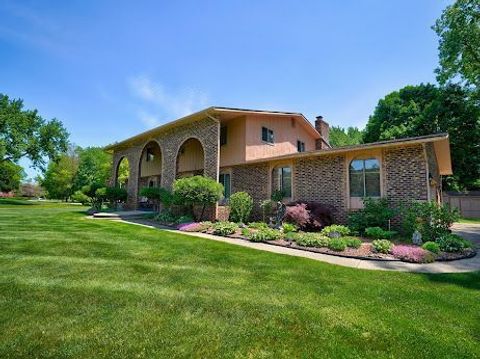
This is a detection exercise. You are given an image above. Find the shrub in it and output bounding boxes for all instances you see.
[294,233,330,248]
[284,201,334,231]
[155,210,178,225]
[348,197,396,233]
[437,234,472,252]
[344,236,362,249]
[321,225,350,238]
[106,186,128,205]
[213,221,238,236]
[328,238,347,251]
[173,176,224,221]
[422,241,440,254]
[271,190,286,202]
[364,226,396,240]
[392,245,435,263]
[71,190,90,205]
[177,214,194,224]
[260,199,276,222]
[281,222,297,233]
[229,192,253,223]
[402,201,459,242]
[246,228,282,242]
[372,239,393,254]
[139,187,170,211]
[284,203,309,228]
[248,222,269,230]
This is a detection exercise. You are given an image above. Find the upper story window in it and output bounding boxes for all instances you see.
[220,126,227,146]
[273,166,292,198]
[146,148,155,162]
[349,158,380,197]
[262,126,274,144]
[297,140,305,152]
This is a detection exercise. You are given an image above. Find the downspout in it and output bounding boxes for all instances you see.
[207,113,222,220]
[423,143,431,202]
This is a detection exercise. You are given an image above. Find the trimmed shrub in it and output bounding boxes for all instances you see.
[321,225,350,238]
[392,245,436,263]
[139,187,170,210]
[364,226,397,240]
[294,233,330,248]
[229,192,253,223]
[71,190,90,205]
[106,186,128,205]
[281,222,297,233]
[173,176,224,221]
[348,197,396,233]
[402,201,459,242]
[213,221,238,236]
[437,234,472,252]
[246,228,282,242]
[422,241,440,254]
[372,239,393,254]
[344,236,362,249]
[328,238,347,251]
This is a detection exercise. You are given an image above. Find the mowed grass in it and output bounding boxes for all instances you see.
[0,199,479,358]
[458,217,480,224]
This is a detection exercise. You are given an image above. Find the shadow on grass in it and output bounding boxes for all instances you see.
[423,271,480,291]
[0,198,35,205]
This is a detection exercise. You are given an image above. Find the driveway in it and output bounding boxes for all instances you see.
[452,223,480,249]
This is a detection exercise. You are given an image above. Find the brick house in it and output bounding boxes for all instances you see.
[105,107,452,223]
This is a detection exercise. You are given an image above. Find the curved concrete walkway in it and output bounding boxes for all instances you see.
[114,218,480,274]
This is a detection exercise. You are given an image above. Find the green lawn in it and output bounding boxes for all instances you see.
[458,217,480,224]
[1,199,479,358]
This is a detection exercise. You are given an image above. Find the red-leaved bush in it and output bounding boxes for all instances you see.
[284,201,334,231]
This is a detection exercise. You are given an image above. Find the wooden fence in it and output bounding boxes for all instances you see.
[443,192,480,219]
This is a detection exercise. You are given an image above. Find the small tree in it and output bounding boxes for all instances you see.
[81,182,105,211]
[229,192,253,223]
[173,176,223,221]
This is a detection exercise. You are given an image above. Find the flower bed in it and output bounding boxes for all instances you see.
[157,220,476,263]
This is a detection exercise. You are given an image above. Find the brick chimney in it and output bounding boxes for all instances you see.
[315,115,330,149]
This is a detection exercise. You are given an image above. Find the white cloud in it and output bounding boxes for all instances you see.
[128,75,209,127]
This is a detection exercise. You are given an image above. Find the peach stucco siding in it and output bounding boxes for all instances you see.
[244,114,316,162]
[219,116,246,167]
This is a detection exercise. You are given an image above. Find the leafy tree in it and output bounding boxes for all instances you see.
[117,158,130,188]
[40,147,79,200]
[19,181,44,198]
[74,147,112,189]
[0,94,69,171]
[0,161,25,192]
[433,0,480,90]
[363,83,480,190]
[173,176,224,221]
[329,126,364,147]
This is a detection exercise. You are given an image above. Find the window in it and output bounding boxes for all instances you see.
[273,166,292,198]
[349,158,380,197]
[146,148,155,162]
[219,173,231,199]
[261,126,274,143]
[297,140,305,152]
[220,126,227,146]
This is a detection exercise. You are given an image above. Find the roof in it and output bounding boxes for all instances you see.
[245,132,453,175]
[104,106,321,151]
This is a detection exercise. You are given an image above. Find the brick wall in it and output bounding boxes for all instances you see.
[231,163,270,219]
[293,155,348,223]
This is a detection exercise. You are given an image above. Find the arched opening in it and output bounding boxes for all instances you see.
[115,157,130,188]
[138,141,163,209]
[175,138,204,178]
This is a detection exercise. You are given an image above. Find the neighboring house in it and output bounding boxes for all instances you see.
[104,106,452,223]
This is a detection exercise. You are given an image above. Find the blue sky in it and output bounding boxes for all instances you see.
[0,0,450,178]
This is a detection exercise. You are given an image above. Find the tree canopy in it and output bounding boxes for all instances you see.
[0,94,69,171]
[363,83,480,190]
[433,0,480,90]
[329,126,364,147]
[74,147,112,190]
[0,161,25,193]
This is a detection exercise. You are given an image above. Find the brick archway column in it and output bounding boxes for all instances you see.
[111,148,142,210]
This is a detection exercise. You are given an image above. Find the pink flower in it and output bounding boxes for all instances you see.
[392,245,434,263]
[177,222,202,232]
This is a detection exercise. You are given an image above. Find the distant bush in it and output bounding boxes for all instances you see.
[392,245,435,263]
[372,239,393,254]
[212,221,238,236]
[437,234,472,252]
[348,198,396,233]
[229,192,253,223]
[71,190,90,205]
[422,241,440,254]
[321,225,350,238]
[328,238,347,251]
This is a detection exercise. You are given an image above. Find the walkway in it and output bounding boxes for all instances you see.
[115,218,480,274]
